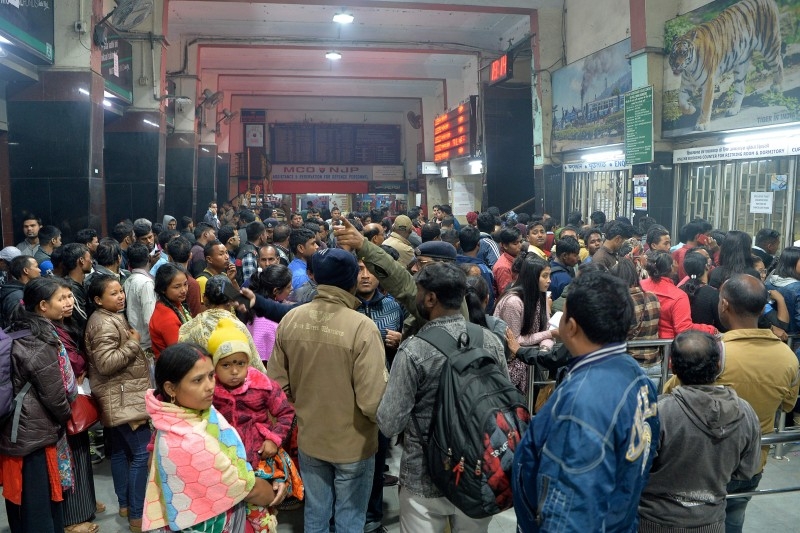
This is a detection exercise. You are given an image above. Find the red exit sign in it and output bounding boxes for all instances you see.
[489,53,513,86]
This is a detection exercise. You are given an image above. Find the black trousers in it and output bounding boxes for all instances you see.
[5,447,65,533]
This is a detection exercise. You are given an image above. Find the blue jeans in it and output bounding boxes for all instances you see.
[725,472,762,533]
[644,362,662,393]
[299,450,374,533]
[110,423,152,520]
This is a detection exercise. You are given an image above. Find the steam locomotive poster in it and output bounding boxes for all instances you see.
[662,0,800,138]
[552,39,632,153]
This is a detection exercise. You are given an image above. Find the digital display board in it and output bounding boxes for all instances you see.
[489,53,513,85]
[433,96,477,163]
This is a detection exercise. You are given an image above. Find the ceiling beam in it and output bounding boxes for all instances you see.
[178,0,538,16]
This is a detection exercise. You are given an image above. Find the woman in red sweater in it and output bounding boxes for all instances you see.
[640,251,717,339]
[149,263,191,358]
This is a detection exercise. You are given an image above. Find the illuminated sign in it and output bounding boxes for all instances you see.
[433,96,477,163]
[489,53,513,85]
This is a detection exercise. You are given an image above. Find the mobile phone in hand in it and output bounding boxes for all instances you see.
[222,280,251,310]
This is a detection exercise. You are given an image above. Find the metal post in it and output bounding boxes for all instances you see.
[775,410,787,460]
[659,344,671,395]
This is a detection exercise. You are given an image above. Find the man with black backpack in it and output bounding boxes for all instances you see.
[377,262,517,532]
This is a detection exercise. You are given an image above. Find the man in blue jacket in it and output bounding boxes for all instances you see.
[513,271,659,532]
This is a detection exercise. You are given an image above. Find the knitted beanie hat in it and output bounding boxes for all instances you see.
[207,318,251,366]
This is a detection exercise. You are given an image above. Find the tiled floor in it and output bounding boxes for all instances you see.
[0,439,798,532]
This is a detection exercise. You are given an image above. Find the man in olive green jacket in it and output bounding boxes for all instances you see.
[268,248,387,533]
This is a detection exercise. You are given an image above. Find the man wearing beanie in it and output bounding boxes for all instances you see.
[268,248,387,533]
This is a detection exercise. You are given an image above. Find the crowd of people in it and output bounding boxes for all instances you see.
[0,202,797,533]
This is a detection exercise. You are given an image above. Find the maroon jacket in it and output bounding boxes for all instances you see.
[213,367,295,467]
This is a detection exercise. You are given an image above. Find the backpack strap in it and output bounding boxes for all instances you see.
[6,329,31,341]
[10,382,31,443]
[416,322,489,373]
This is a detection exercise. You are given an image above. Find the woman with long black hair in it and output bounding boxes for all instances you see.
[149,263,191,359]
[493,254,555,394]
[0,278,73,533]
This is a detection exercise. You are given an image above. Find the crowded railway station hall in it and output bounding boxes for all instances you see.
[1,0,800,532]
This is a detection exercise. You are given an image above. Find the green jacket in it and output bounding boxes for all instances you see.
[356,240,468,338]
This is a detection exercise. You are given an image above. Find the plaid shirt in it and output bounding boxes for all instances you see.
[241,249,258,281]
[628,287,661,364]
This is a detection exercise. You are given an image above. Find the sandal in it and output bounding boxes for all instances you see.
[64,522,99,533]
[119,507,129,518]
[129,517,143,533]
[95,501,106,514]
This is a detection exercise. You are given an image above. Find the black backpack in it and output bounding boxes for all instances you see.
[412,322,531,519]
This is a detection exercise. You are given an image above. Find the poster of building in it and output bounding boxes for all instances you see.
[551,39,632,153]
[662,0,800,138]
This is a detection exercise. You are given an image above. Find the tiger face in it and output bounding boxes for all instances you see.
[669,36,695,76]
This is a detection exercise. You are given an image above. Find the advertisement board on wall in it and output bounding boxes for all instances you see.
[551,39,632,153]
[662,0,800,138]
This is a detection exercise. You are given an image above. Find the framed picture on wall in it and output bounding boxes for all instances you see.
[245,124,264,148]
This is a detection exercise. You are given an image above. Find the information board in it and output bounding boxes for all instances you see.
[433,96,477,163]
[101,31,133,102]
[0,0,54,63]
[624,86,653,166]
[270,124,401,165]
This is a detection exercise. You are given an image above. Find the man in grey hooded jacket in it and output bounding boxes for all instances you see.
[638,331,761,533]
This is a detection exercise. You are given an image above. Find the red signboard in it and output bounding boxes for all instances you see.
[489,53,513,85]
[433,96,477,163]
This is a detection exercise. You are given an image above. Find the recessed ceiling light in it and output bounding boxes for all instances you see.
[325,51,342,60]
[332,12,354,24]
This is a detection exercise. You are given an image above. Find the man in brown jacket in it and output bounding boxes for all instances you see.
[268,248,387,533]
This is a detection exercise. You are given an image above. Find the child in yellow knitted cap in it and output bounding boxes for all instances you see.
[207,319,303,533]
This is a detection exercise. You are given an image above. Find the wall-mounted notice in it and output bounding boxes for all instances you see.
[633,174,648,211]
[625,86,653,166]
[452,180,476,216]
[750,192,774,214]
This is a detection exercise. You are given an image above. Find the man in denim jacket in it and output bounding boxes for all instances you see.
[513,271,660,532]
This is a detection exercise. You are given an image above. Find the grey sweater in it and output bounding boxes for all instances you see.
[638,385,761,529]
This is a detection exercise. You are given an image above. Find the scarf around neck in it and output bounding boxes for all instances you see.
[142,390,255,531]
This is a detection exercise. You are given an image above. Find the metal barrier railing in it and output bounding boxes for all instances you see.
[525,339,675,412]
[726,430,800,499]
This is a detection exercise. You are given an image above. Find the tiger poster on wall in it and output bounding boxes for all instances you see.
[551,39,632,152]
[662,0,800,137]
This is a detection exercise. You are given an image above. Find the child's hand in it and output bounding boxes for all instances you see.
[259,439,278,459]
[269,480,288,507]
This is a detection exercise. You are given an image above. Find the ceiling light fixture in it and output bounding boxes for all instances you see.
[332,12,354,24]
[0,36,11,45]
[325,51,342,60]
[0,46,8,58]
[142,119,159,128]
